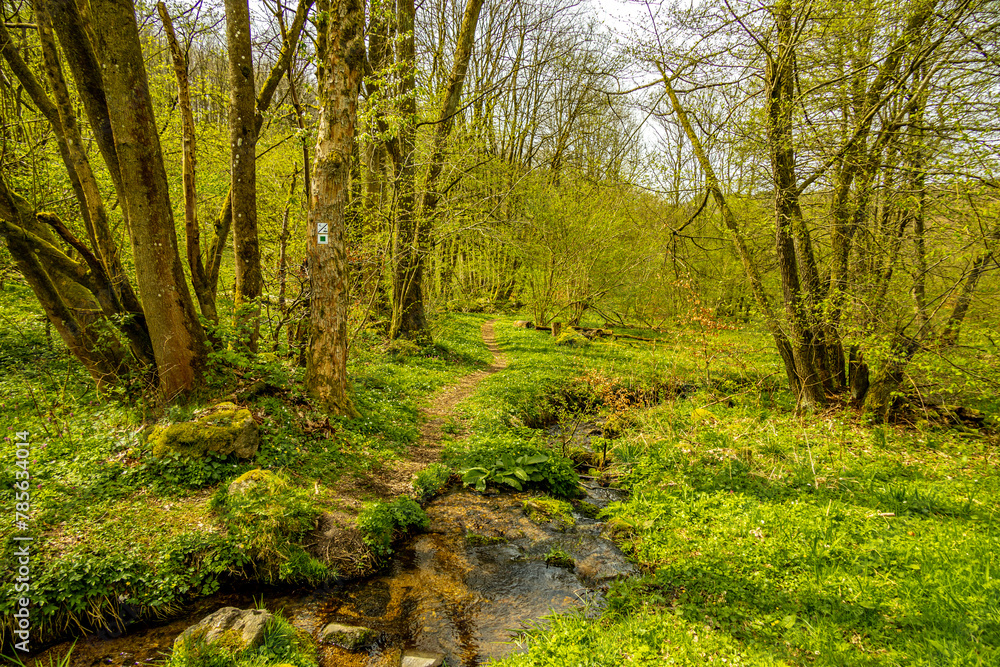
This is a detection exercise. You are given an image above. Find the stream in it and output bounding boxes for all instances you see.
[29,482,633,667]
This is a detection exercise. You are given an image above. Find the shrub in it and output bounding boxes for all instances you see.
[356,496,430,558]
[447,434,581,498]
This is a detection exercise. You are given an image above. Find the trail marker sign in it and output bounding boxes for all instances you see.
[317,222,329,245]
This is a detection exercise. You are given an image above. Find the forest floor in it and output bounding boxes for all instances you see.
[334,318,508,503]
[1,292,999,666]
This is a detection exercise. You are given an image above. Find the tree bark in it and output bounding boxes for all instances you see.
[90,0,208,400]
[389,0,426,340]
[205,0,314,299]
[225,0,262,350]
[305,0,364,415]
[767,0,825,410]
[158,2,217,324]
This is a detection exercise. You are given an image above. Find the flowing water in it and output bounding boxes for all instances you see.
[27,484,633,667]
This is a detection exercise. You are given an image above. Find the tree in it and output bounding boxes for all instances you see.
[304,0,364,414]
[644,0,999,418]
[225,0,264,350]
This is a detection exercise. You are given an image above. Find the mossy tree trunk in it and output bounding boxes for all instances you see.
[89,0,209,399]
[225,0,263,351]
[305,0,364,415]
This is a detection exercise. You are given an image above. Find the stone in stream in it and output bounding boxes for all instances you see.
[173,607,271,652]
[318,622,375,650]
[401,651,445,667]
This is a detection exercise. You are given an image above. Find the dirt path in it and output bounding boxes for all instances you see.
[335,319,506,502]
[380,319,507,495]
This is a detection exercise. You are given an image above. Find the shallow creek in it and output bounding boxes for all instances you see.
[30,484,633,667]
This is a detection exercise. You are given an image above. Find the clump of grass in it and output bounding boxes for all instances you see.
[210,470,329,585]
[165,613,317,667]
[412,462,452,501]
[356,496,430,559]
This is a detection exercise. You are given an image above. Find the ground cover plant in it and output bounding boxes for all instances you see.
[0,291,490,647]
[474,318,1000,667]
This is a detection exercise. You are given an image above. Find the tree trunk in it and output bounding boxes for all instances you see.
[225,0,262,351]
[767,1,825,410]
[90,0,208,400]
[661,72,800,396]
[305,0,364,415]
[158,2,217,324]
[389,0,427,340]
[205,0,314,301]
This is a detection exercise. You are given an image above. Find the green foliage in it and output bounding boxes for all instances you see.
[356,497,430,559]
[412,462,452,501]
[554,330,590,348]
[165,614,317,667]
[448,434,581,498]
[211,470,329,585]
[139,451,245,493]
[544,546,576,569]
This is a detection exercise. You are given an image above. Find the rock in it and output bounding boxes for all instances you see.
[512,320,534,328]
[148,402,259,459]
[401,651,445,667]
[575,538,638,584]
[174,607,271,652]
[554,330,589,348]
[227,468,280,496]
[318,622,374,650]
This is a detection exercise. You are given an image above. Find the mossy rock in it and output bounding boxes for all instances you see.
[174,607,271,653]
[228,468,280,496]
[523,496,575,530]
[318,622,374,650]
[554,330,590,348]
[149,402,259,459]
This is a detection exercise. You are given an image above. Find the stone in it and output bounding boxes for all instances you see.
[318,622,374,650]
[401,651,445,667]
[148,402,259,459]
[554,330,589,348]
[174,607,271,652]
[512,320,534,328]
[574,538,638,584]
[227,468,279,496]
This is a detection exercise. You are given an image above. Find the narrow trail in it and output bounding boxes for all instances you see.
[378,319,507,497]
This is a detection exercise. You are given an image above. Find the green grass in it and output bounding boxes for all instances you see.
[475,317,1000,667]
[0,285,490,647]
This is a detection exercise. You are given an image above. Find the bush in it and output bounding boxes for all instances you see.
[446,434,581,498]
[356,496,430,558]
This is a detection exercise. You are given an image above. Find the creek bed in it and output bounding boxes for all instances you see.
[25,486,633,667]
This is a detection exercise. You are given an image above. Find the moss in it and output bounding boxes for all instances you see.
[465,531,508,546]
[214,470,330,585]
[148,402,258,459]
[555,330,590,348]
[544,546,576,568]
[523,496,575,530]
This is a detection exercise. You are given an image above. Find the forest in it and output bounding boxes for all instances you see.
[0,0,998,665]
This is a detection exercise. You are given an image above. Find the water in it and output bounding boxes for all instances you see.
[26,486,633,667]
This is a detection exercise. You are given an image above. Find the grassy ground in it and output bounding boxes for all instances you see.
[2,286,997,665]
[0,283,492,648]
[469,319,999,667]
